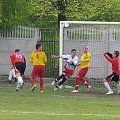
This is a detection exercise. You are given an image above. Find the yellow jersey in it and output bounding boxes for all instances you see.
[79,52,91,69]
[30,50,47,66]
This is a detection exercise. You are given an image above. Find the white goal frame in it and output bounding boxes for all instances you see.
[59,21,120,76]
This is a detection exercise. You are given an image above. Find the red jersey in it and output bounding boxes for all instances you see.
[10,52,25,65]
[104,53,120,75]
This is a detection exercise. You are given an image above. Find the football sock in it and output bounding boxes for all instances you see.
[104,82,112,92]
[40,78,44,91]
[56,74,64,82]
[75,85,79,90]
[75,77,80,90]
[8,70,12,80]
[31,79,35,86]
[80,77,89,88]
[58,75,66,86]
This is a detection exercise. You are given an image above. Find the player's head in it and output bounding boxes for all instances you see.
[36,43,42,50]
[112,51,119,58]
[15,49,20,53]
[83,46,89,53]
[71,49,77,57]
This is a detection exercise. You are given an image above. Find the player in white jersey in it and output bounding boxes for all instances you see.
[51,49,78,90]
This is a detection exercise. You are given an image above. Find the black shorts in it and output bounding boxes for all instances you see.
[106,72,119,82]
[15,62,26,75]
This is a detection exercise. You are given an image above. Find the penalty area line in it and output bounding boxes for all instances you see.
[0,110,120,117]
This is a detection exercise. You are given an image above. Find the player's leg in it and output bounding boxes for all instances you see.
[71,74,80,93]
[72,67,91,93]
[8,69,13,84]
[30,66,38,91]
[58,75,68,86]
[51,74,65,86]
[80,68,91,92]
[15,63,24,90]
[15,72,23,91]
[21,63,26,83]
[117,81,120,94]
[112,74,119,94]
[103,73,113,95]
[39,66,45,92]
[53,72,67,90]
[11,68,17,83]
[55,69,74,90]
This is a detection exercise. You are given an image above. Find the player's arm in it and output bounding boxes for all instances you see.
[51,55,60,58]
[104,53,113,63]
[105,52,113,58]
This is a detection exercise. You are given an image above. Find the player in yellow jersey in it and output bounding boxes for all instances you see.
[30,43,47,92]
[71,46,91,93]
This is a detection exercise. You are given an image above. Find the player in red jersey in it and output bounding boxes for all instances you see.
[103,51,120,95]
[10,49,26,91]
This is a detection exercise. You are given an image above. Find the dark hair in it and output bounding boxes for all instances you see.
[71,49,76,53]
[36,43,42,50]
[114,51,119,57]
[15,49,20,52]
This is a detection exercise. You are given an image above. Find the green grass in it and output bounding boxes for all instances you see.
[0,83,120,120]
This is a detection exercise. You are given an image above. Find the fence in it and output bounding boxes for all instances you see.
[0,26,59,78]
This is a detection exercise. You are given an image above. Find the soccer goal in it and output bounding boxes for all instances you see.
[59,21,120,88]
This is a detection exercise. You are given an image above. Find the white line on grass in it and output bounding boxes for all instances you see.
[0,110,74,116]
[0,110,120,118]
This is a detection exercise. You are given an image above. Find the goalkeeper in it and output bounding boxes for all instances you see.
[103,51,120,95]
[51,49,78,90]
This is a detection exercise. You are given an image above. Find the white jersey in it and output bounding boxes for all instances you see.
[61,55,78,70]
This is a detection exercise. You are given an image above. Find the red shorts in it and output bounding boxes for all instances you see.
[31,65,45,79]
[63,66,74,77]
[77,67,88,77]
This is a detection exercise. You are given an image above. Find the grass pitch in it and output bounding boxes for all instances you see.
[0,83,120,120]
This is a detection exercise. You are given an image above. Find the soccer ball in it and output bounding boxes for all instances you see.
[64,23,69,28]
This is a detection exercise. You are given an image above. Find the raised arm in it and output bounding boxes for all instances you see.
[104,53,113,63]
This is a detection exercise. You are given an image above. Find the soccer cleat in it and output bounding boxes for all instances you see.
[58,85,63,89]
[105,91,113,95]
[54,87,58,91]
[88,85,92,88]
[71,89,78,93]
[51,81,55,86]
[9,80,11,84]
[16,87,19,91]
[31,85,36,91]
[88,85,92,92]
[40,90,43,93]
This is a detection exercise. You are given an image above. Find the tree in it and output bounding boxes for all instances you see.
[0,0,29,30]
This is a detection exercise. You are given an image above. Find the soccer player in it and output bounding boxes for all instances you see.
[51,49,78,90]
[71,46,91,93]
[103,51,120,95]
[30,43,47,92]
[10,49,26,91]
[8,67,17,84]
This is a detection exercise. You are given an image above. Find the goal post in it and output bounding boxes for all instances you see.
[59,21,120,88]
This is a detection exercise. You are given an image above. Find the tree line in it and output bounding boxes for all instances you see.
[0,0,120,30]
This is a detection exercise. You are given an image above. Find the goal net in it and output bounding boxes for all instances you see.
[59,21,120,89]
